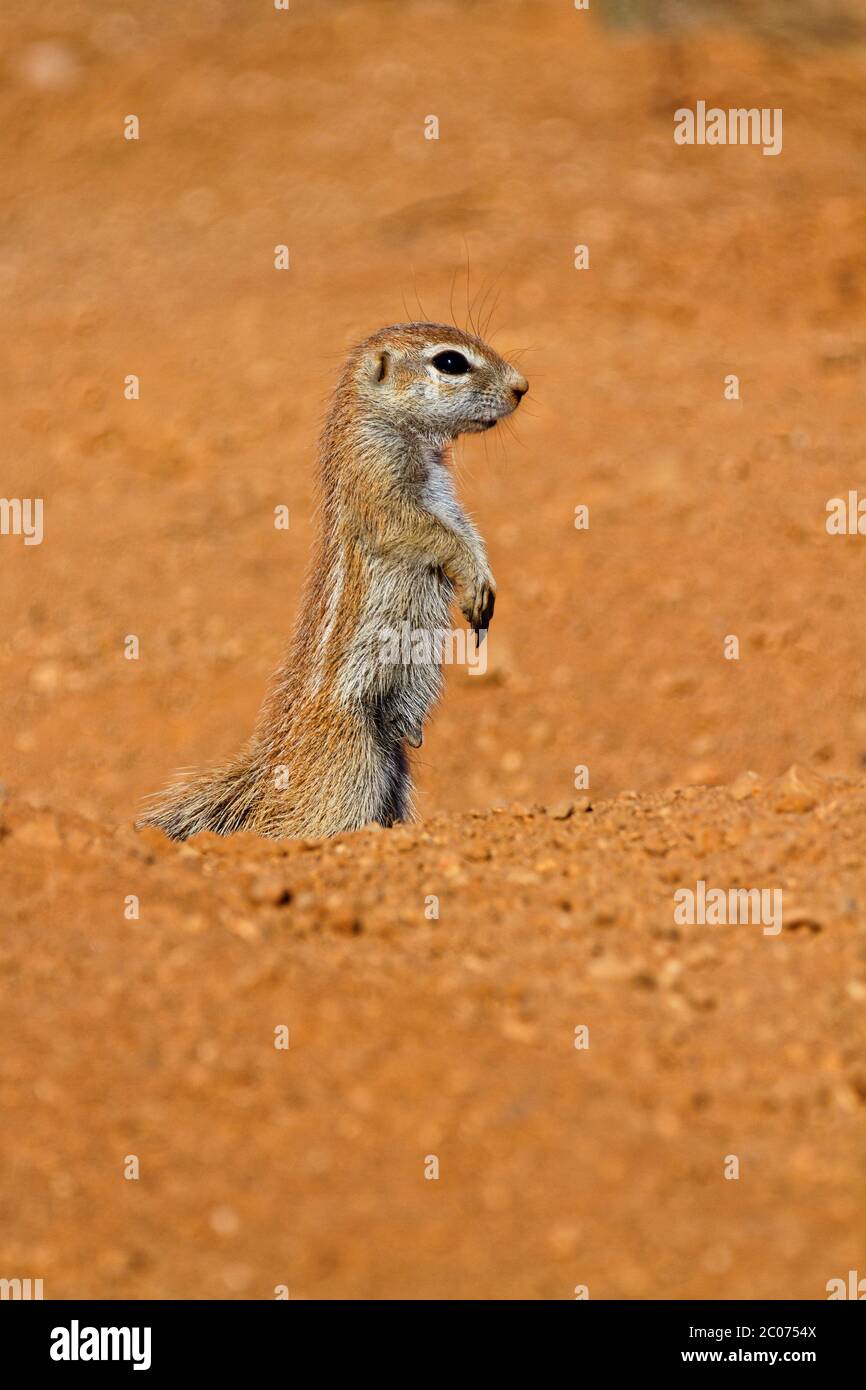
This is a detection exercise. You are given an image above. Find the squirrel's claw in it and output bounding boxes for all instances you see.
[463,578,495,646]
[476,587,494,643]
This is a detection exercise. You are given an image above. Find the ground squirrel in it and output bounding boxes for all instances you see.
[140,322,528,839]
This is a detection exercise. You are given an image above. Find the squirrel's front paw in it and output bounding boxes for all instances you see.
[461,573,496,646]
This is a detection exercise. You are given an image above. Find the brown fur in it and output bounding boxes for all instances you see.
[139,323,527,839]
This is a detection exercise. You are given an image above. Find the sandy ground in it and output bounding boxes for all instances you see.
[4,771,866,1299]
[2,1,866,1298]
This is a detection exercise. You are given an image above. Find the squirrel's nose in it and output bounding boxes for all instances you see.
[511,373,528,404]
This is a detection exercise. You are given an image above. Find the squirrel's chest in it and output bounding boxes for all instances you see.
[329,554,452,711]
[365,553,453,630]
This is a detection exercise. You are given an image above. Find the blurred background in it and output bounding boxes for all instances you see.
[4,0,866,1308]
[3,0,866,822]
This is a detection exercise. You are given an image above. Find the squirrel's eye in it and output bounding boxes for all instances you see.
[432,350,471,375]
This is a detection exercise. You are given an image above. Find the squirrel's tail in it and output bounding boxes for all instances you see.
[136,759,260,840]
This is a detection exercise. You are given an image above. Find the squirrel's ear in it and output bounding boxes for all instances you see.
[366,348,391,384]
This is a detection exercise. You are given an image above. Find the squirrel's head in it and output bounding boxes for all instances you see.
[352,323,528,443]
